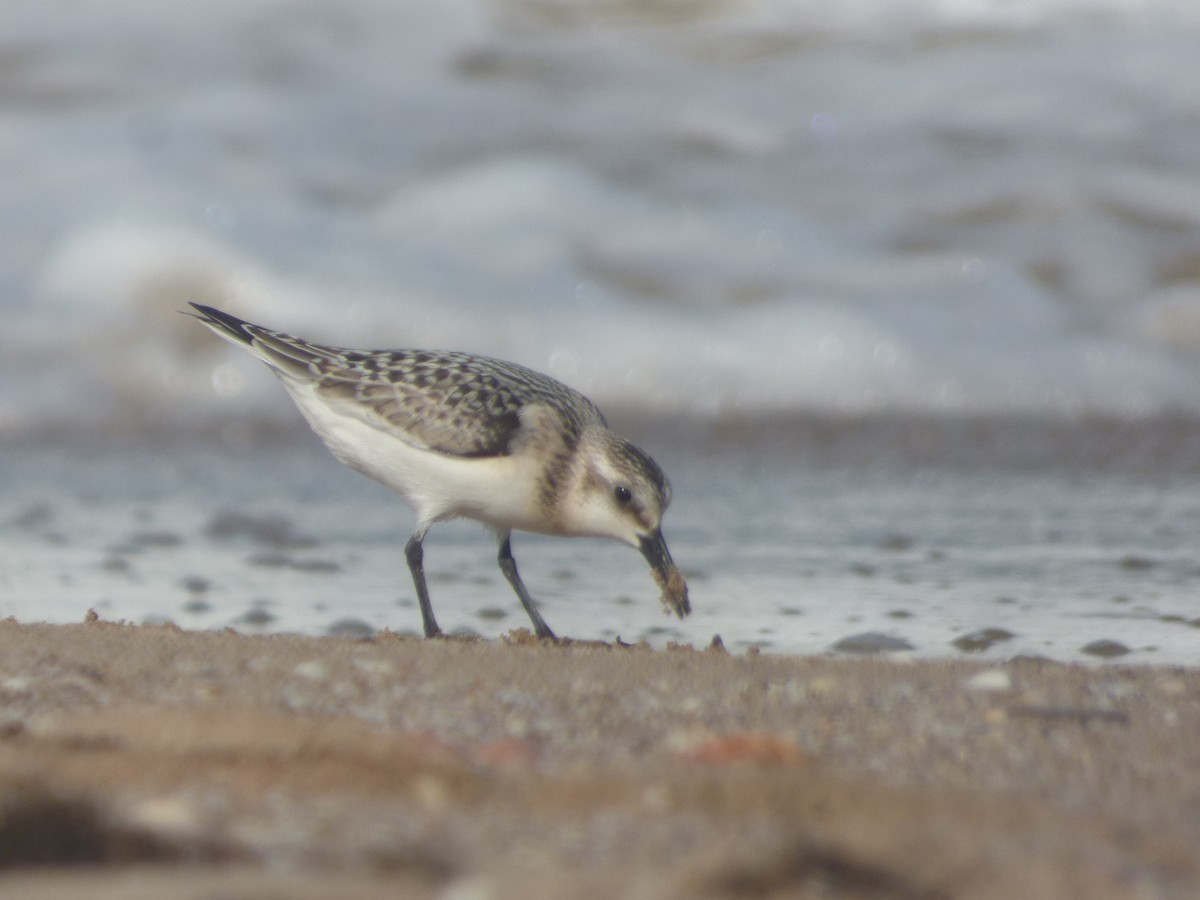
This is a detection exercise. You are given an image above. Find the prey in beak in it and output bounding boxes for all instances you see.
[639,528,690,618]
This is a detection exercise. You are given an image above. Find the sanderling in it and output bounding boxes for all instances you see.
[190,303,689,639]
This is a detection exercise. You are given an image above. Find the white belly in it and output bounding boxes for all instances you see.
[284,381,560,535]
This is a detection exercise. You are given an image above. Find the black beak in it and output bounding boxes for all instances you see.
[639,528,690,618]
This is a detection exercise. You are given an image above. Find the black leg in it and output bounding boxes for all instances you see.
[405,531,441,638]
[497,534,556,640]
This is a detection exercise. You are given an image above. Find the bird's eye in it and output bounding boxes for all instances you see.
[613,485,633,505]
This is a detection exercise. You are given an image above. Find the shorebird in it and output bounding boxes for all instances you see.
[190,303,689,639]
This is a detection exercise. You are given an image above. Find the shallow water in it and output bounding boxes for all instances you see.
[3,435,1197,666]
[3,2,1200,665]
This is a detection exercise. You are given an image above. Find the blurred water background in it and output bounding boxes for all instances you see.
[3,0,1200,662]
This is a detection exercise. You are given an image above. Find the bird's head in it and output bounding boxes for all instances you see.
[562,431,690,618]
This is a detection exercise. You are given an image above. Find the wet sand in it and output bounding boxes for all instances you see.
[0,616,1197,899]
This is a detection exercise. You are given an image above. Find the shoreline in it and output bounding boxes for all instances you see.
[10,409,1200,474]
[0,618,1196,897]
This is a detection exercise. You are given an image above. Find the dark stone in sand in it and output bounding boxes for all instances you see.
[205,511,317,549]
[1081,639,1132,658]
[831,632,915,654]
[325,618,375,640]
[1118,555,1154,571]
[180,575,212,594]
[952,627,1016,653]
[880,533,914,551]
[9,502,53,530]
[246,553,341,573]
[126,531,183,549]
[236,607,277,628]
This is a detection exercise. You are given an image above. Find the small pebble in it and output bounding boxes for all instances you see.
[236,607,276,627]
[180,575,211,594]
[952,627,1016,653]
[205,510,317,549]
[963,669,1012,692]
[440,878,494,900]
[293,660,330,682]
[881,533,914,551]
[1118,556,1154,571]
[10,503,53,529]
[1156,678,1187,696]
[1081,639,1132,658]
[126,530,182,549]
[246,553,340,573]
[831,632,915,654]
[127,796,198,833]
[325,618,375,639]
[352,657,393,677]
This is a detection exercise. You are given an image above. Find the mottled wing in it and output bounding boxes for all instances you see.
[246,328,605,457]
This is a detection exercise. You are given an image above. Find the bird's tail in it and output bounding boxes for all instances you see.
[188,302,346,383]
[188,303,257,346]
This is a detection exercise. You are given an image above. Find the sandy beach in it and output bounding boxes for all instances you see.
[6,2,1200,895]
[0,616,1195,898]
